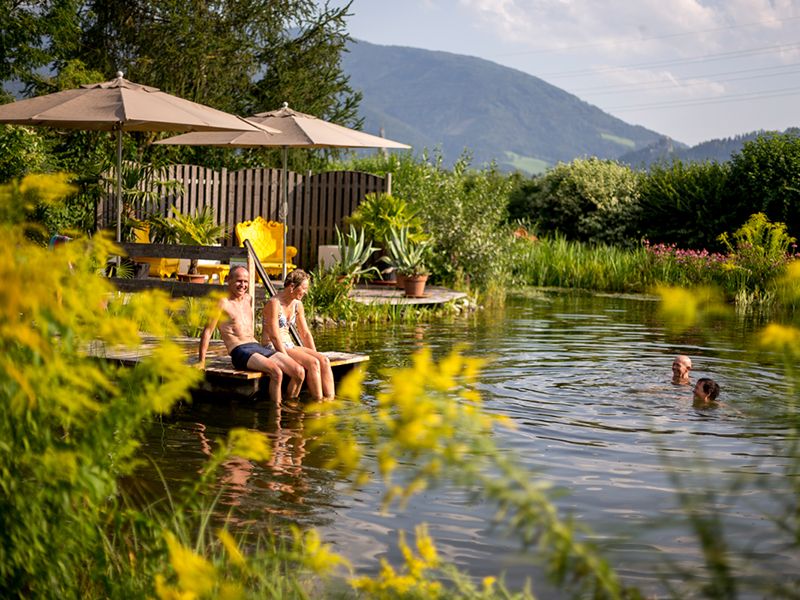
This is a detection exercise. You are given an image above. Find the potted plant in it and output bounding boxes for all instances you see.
[331,224,380,287]
[346,193,426,284]
[383,226,431,297]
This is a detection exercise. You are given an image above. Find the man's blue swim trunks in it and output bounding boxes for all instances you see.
[230,342,276,370]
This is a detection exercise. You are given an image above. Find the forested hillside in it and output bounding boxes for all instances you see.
[342,39,663,173]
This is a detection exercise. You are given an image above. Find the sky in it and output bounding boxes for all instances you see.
[335,0,800,146]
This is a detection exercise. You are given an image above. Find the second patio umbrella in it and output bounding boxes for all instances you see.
[157,102,411,278]
[0,72,277,241]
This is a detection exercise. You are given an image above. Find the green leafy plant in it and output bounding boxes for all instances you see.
[153,205,228,274]
[332,224,380,284]
[718,212,797,297]
[382,225,430,277]
[345,192,425,245]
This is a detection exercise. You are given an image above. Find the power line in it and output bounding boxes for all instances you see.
[569,62,800,95]
[494,14,800,58]
[605,85,800,112]
[539,42,800,79]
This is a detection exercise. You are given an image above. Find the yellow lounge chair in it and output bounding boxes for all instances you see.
[235,217,297,277]
[132,223,179,278]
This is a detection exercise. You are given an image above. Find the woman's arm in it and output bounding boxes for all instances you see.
[261,299,288,353]
[295,302,316,351]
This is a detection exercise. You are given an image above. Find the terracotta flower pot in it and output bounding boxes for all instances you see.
[395,273,407,290]
[403,274,428,298]
[177,272,208,283]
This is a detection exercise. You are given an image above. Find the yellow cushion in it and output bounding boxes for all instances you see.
[235,217,297,270]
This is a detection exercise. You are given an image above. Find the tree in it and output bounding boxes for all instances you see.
[638,159,731,251]
[727,131,800,239]
[2,1,362,171]
[528,158,641,246]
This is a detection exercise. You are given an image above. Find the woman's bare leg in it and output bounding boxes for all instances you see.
[287,348,323,400]
[296,348,334,398]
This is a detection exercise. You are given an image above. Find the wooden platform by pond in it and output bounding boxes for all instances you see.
[350,284,467,305]
[87,336,368,396]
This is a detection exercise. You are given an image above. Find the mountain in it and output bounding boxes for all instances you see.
[617,130,794,169]
[342,40,665,174]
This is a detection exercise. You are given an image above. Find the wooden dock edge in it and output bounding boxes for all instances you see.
[86,336,369,386]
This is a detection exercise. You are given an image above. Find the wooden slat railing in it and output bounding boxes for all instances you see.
[98,166,390,270]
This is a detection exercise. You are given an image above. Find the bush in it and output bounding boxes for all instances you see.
[526,158,641,246]
[638,160,731,251]
[727,130,800,239]
[334,152,516,289]
[0,174,205,597]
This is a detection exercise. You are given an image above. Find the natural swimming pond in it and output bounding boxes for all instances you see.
[140,291,799,597]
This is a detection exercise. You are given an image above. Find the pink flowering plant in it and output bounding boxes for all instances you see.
[645,213,800,303]
[643,240,729,287]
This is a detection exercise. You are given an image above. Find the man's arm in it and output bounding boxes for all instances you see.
[198,311,221,368]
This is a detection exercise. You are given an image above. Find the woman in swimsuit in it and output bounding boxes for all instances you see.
[262,269,335,400]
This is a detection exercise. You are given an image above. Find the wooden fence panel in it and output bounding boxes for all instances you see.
[98,165,387,271]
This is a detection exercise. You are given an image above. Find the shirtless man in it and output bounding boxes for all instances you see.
[671,355,692,385]
[198,265,304,403]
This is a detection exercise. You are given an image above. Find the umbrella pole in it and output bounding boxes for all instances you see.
[282,146,288,281]
[116,127,123,243]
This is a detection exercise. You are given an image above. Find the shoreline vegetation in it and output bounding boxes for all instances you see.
[3,132,800,598]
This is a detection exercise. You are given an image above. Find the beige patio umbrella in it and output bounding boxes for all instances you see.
[0,72,277,241]
[157,102,410,278]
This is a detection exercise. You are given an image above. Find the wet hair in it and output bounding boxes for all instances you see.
[284,269,310,289]
[696,378,720,401]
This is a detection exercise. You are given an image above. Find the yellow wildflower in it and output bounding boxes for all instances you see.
[163,531,216,597]
[217,529,245,567]
[154,574,196,600]
[291,526,349,575]
[759,324,800,358]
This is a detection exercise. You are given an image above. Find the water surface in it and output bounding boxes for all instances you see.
[140,291,798,597]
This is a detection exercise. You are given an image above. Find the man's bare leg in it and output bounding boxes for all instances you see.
[270,352,305,399]
[248,354,284,403]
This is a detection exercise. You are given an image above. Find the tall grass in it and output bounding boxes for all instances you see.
[511,234,656,292]
[512,217,799,309]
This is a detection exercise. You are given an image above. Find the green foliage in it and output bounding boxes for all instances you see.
[303,268,358,321]
[0,174,205,597]
[345,192,425,245]
[382,225,431,277]
[0,125,50,183]
[167,205,227,247]
[511,233,655,292]
[727,130,800,238]
[638,160,732,250]
[526,158,641,246]
[336,152,516,289]
[332,224,380,283]
[718,212,797,298]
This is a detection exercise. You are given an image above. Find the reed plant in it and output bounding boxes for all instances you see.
[512,214,800,309]
[511,233,654,292]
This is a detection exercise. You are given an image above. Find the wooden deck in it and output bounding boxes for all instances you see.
[87,336,368,396]
[349,283,467,305]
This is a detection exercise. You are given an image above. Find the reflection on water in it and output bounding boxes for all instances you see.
[137,291,798,596]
